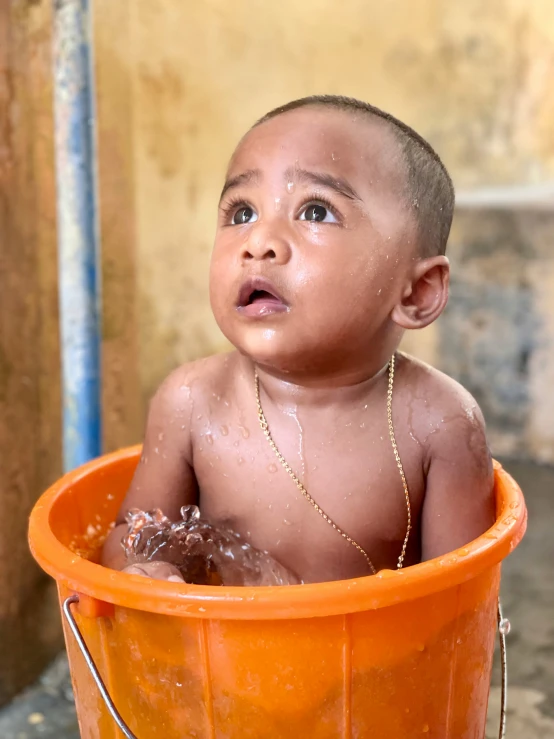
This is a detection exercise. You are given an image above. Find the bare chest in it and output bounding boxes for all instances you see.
[191,401,425,581]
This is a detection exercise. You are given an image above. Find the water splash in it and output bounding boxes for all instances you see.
[122,506,301,587]
[283,405,305,478]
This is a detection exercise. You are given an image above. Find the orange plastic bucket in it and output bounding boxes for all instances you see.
[29,447,526,739]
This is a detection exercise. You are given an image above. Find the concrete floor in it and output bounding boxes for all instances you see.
[0,459,552,738]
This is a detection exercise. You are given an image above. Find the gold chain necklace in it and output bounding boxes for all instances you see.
[255,354,412,575]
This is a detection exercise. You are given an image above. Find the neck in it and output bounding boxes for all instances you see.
[243,353,394,409]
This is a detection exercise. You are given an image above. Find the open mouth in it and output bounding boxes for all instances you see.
[237,278,289,317]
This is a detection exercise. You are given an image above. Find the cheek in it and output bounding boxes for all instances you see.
[210,240,235,286]
[298,249,397,334]
[209,254,232,320]
[299,247,377,301]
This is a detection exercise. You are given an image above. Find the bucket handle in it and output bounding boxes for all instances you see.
[497,598,509,739]
[63,595,138,739]
[63,594,509,739]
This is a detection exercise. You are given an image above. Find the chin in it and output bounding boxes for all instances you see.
[224,323,305,374]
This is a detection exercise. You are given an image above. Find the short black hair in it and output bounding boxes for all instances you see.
[255,95,455,257]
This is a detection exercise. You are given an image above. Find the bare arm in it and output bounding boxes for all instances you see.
[101,369,199,570]
[421,390,495,562]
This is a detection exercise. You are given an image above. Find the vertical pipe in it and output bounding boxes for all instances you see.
[53,0,102,471]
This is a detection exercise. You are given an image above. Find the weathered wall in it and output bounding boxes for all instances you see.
[0,0,141,704]
[0,0,64,704]
[105,0,554,460]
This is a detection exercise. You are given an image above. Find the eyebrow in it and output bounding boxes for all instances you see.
[218,165,362,204]
[219,169,262,202]
[285,166,362,202]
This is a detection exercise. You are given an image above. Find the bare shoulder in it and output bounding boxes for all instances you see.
[395,352,491,473]
[151,352,239,411]
[144,352,240,457]
[397,354,496,558]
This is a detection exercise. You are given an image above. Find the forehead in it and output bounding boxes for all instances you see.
[228,107,407,195]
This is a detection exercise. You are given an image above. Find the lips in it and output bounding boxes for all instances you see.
[236,277,289,318]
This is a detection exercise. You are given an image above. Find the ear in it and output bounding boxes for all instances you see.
[391,256,450,330]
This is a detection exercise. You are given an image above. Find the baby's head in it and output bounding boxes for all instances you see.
[210,95,454,381]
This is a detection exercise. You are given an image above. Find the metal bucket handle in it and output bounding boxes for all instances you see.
[63,595,138,739]
[63,594,509,739]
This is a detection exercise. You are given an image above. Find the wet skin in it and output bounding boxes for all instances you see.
[102,107,495,583]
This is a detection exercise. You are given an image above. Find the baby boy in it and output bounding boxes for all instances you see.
[102,95,495,583]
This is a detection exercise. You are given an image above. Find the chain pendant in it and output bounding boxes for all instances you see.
[255,354,412,574]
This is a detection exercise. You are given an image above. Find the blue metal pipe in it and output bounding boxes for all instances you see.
[53,0,102,471]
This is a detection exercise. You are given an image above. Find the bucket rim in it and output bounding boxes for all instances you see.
[28,446,527,620]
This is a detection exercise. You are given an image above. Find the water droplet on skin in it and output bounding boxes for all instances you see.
[409,431,421,446]
[286,503,291,509]
[499,618,511,636]
[377,289,382,295]
[274,197,282,211]
[240,426,250,439]
[286,181,295,193]
[283,519,292,526]
[422,724,429,733]
[196,414,202,420]
[238,457,244,465]
[331,152,336,160]
[154,447,159,454]
[158,432,164,441]
[221,425,229,436]
[268,504,273,510]
[268,463,278,473]
[360,422,365,429]
[206,434,214,446]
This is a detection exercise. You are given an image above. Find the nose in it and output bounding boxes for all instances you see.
[240,222,292,265]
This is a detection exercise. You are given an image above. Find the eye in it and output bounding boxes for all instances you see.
[299,203,338,223]
[232,206,258,225]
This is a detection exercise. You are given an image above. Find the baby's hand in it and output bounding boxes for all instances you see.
[122,561,184,583]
